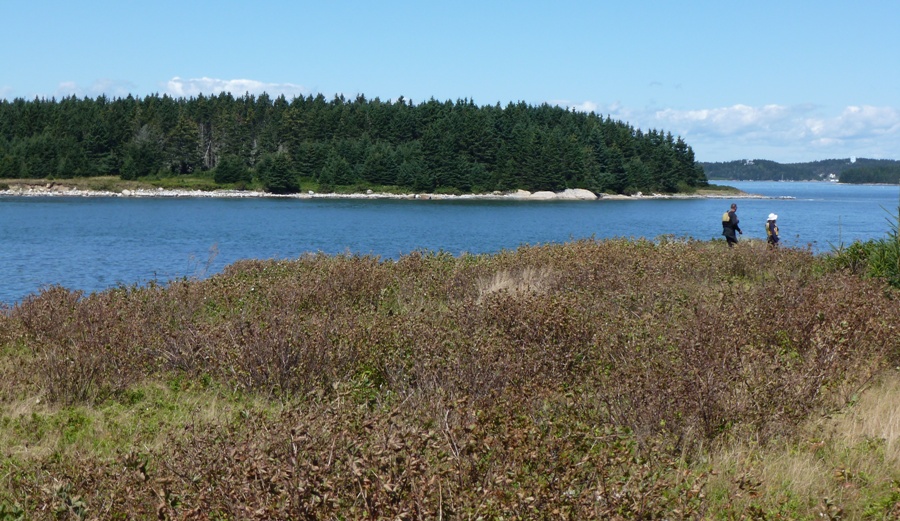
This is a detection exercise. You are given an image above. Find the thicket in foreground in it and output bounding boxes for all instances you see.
[1,239,899,518]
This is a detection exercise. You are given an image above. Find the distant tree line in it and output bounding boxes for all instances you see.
[701,158,900,182]
[0,93,707,194]
[838,165,900,184]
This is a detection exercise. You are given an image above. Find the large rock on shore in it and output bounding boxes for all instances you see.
[514,188,599,200]
[557,188,598,200]
[529,191,558,200]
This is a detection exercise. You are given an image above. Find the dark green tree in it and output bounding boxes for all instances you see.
[121,125,165,179]
[167,115,201,174]
[213,155,251,185]
[320,151,356,186]
[256,153,298,194]
[294,141,328,179]
[360,142,398,186]
[54,136,89,178]
[19,133,59,178]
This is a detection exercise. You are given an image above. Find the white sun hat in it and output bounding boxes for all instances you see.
[768,213,778,221]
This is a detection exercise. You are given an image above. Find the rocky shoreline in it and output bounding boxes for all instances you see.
[0,183,767,201]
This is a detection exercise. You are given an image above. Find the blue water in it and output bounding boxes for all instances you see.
[1,181,898,304]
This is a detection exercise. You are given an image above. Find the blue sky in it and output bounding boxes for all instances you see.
[2,0,898,163]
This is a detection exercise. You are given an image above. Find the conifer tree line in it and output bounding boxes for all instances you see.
[701,158,900,183]
[0,92,708,194]
[833,165,900,184]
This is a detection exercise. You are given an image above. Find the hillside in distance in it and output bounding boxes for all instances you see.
[701,157,900,183]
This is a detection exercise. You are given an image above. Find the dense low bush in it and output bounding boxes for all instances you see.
[2,239,899,518]
[826,207,900,288]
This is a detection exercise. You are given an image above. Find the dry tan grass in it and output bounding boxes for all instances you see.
[476,266,553,301]
[706,371,900,517]
[832,373,900,455]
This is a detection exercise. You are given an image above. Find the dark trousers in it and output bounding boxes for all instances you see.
[723,228,737,247]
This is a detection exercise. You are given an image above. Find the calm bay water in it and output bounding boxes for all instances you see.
[1,180,898,304]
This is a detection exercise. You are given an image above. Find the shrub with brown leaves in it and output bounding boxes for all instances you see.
[2,239,898,518]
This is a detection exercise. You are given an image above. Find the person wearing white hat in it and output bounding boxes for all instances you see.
[766,213,780,248]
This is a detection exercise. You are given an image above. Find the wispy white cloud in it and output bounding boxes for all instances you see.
[55,81,79,96]
[51,79,138,99]
[164,77,309,98]
[9,77,306,100]
[654,104,800,136]
[556,100,598,113]
[806,105,900,139]
[560,100,900,162]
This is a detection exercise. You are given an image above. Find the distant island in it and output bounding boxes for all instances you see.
[701,158,900,184]
[0,94,708,197]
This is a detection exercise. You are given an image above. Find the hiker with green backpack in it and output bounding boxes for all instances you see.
[722,203,742,247]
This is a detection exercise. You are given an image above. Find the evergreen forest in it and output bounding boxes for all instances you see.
[0,93,708,195]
